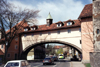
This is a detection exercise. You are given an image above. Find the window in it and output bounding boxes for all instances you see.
[47,22,50,26]
[67,22,72,26]
[7,54,10,57]
[31,27,36,30]
[48,32,51,35]
[57,30,60,34]
[1,44,3,49]
[6,62,19,66]
[15,37,18,41]
[80,40,81,44]
[97,29,99,34]
[57,23,61,27]
[24,34,27,37]
[32,34,34,36]
[79,28,81,32]
[15,53,17,60]
[40,33,42,36]
[68,29,71,33]
[15,45,18,49]
[24,28,28,31]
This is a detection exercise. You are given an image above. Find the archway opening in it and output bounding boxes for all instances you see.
[21,41,82,61]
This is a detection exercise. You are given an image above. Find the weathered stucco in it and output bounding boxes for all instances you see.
[81,21,94,62]
[21,28,82,52]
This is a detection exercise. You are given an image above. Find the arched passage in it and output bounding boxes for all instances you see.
[20,40,82,60]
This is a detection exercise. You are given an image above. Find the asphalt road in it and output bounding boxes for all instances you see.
[30,59,70,67]
[0,59,70,67]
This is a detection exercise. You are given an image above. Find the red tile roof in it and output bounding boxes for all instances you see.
[78,4,92,19]
[56,21,63,24]
[21,19,81,34]
[53,46,65,49]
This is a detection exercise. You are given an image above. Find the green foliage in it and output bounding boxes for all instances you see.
[57,48,63,54]
[84,63,91,67]
[46,44,55,55]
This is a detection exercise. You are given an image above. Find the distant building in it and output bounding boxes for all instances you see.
[53,45,65,53]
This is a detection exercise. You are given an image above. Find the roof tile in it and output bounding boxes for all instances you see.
[78,4,92,19]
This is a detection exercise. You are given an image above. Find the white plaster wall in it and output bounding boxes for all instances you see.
[21,28,81,51]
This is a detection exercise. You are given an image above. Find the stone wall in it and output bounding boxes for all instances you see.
[90,52,100,67]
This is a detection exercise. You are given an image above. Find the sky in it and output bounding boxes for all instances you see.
[8,0,92,25]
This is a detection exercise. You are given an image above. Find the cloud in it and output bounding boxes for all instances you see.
[9,0,84,25]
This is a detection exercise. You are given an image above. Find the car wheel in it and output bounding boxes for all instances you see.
[43,63,45,65]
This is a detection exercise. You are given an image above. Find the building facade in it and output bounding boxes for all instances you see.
[0,3,94,63]
[78,4,94,63]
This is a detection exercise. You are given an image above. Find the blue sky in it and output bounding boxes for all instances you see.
[8,0,92,25]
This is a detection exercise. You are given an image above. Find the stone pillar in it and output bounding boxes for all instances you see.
[90,0,100,67]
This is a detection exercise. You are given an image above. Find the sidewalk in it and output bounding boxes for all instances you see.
[70,62,85,67]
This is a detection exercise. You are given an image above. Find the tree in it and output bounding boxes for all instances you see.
[0,0,39,62]
[57,48,63,55]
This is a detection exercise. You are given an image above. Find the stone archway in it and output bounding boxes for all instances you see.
[20,40,82,60]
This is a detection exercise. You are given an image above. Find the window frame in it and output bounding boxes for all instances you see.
[15,45,18,49]
[97,29,99,34]
[79,28,81,32]
[1,44,3,49]
[48,32,51,35]
[24,34,27,37]
[57,23,61,27]
[15,37,18,41]
[7,54,10,58]
[31,27,36,30]
[32,33,34,36]
[68,29,71,33]
[80,40,81,44]
[67,22,72,26]
[24,28,28,31]
[40,33,42,36]
[57,30,60,34]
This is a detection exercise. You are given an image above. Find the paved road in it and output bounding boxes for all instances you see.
[30,59,70,67]
[0,59,70,67]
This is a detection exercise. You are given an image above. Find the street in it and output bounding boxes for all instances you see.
[0,59,71,67]
[30,59,70,67]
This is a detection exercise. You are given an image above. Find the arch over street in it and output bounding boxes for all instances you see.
[20,40,82,59]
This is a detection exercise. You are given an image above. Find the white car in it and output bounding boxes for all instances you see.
[4,60,31,67]
[58,54,65,59]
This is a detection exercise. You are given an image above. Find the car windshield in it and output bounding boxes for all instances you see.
[44,58,51,60]
[6,62,19,66]
[59,55,63,56]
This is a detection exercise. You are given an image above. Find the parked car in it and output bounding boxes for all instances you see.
[43,57,54,65]
[4,60,31,67]
[51,56,58,61]
[58,54,65,59]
